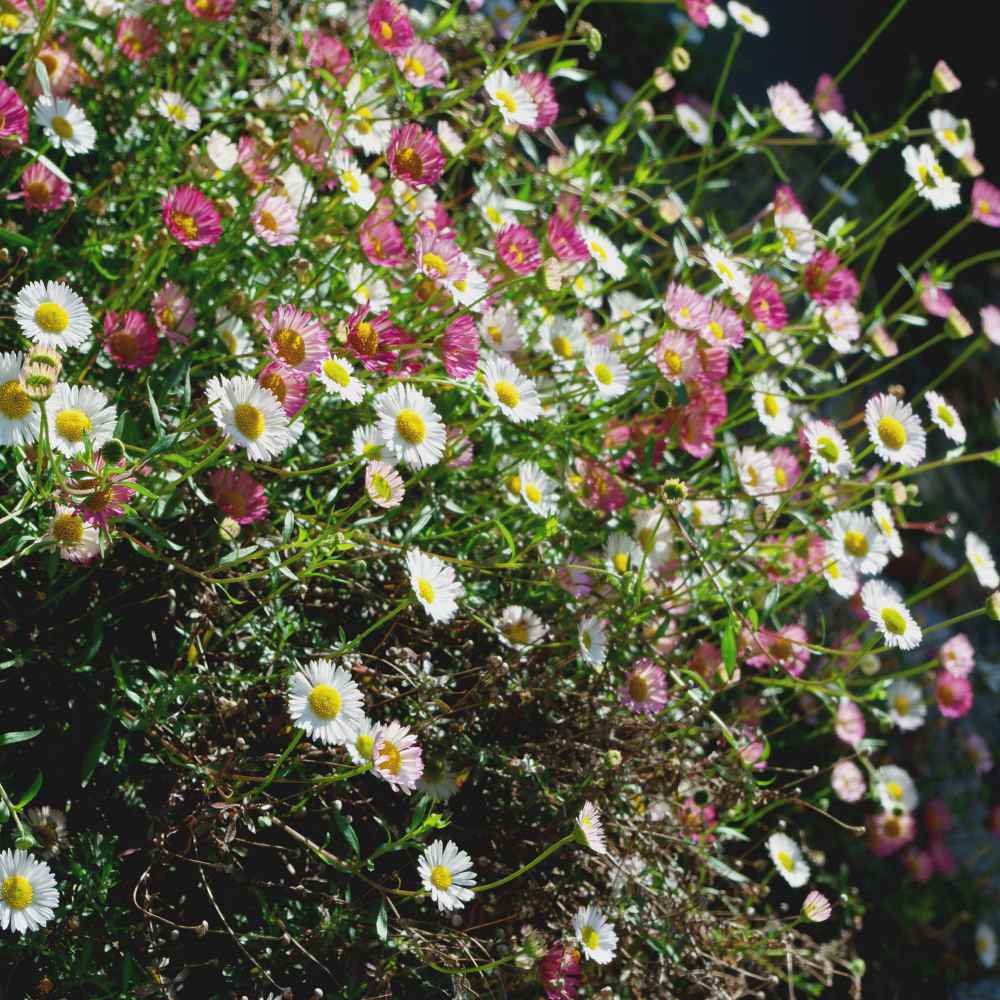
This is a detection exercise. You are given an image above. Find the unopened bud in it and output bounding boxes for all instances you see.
[890,482,908,506]
[607,748,622,767]
[635,100,655,124]
[932,60,961,94]
[661,478,687,503]
[671,47,691,72]
[578,20,602,53]
[14,833,36,851]
[959,153,984,178]
[869,325,897,358]
[100,438,126,464]
[658,197,682,224]
[22,363,57,401]
[945,307,973,339]
[986,592,1000,622]
[653,67,676,93]
[220,517,241,541]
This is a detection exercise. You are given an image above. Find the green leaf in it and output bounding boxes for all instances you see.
[16,771,43,808]
[81,712,113,786]
[429,0,461,35]
[147,381,162,432]
[332,808,360,857]
[0,728,42,747]
[706,855,749,883]
[375,901,388,941]
[720,616,737,680]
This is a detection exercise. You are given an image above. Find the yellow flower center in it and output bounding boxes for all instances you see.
[55,408,91,442]
[0,12,21,30]
[167,103,188,123]
[171,212,199,240]
[274,328,305,366]
[708,320,725,340]
[379,19,393,40]
[259,372,287,403]
[429,865,452,890]
[843,530,869,558]
[379,739,402,775]
[589,240,608,261]
[882,608,907,636]
[51,115,73,140]
[763,394,780,418]
[816,437,839,463]
[323,359,351,388]
[417,577,435,604]
[25,180,51,203]
[777,850,795,872]
[219,488,248,517]
[581,926,600,950]
[395,146,424,180]
[552,334,574,359]
[369,473,392,502]
[774,466,787,487]
[422,252,448,278]
[396,408,426,445]
[978,198,991,216]
[506,621,529,643]
[594,363,613,386]
[613,551,630,573]
[662,350,683,375]
[494,89,518,115]
[34,302,69,334]
[52,511,84,545]
[628,672,650,702]
[507,474,521,495]
[0,380,32,420]
[894,694,910,714]
[258,209,279,233]
[109,331,140,362]
[233,403,265,440]
[524,483,541,504]
[494,380,520,409]
[2,875,33,910]
[403,55,426,78]
[307,683,342,720]
[877,415,907,451]
[936,404,954,427]
[355,732,374,759]
[886,781,903,801]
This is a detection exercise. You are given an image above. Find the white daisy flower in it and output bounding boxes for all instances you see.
[767,832,809,887]
[703,245,752,299]
[820,110,869,165]
[774,208,817,264]
[483,69,537,127]
[155,90,201,131]
[966,532,999,589]
[448,262,489,311]
[732,445,778,510]
[479,306,523,354]
[579,615,607,668]
[874,765,919,813]
[752,375,794,435]
[332,151,376,211]
[824,555,859,599]
[406,549,463,623]
[862,579,922,651]
[46,504,100,563]
[480,355,542,423]
[924,390,965,444]
[584,343,630,399]
[872,499,903,558]
[205,130,238,172]
[633,507,673,570]
[885,678,927,731]
[572,904,618,964]
[544,317,586,366]
[473,184,516,230]
[518,460,558,515]
[0,849,59,933]
[217,311,255,369]
[578,224,627,280]
[34,96,96,155]
[47,383,116,458]
[318,355,365,404]
[677,102,710,146]
[574,802,607,854]
[206,375,292,462]
[727,1,768,35]
[352,422,386,460]
[374,384,446,468]
[0,352,39,447]
[864,393,926,467]
[15,280,92,350]
[929,109,974,159]
[828,511,890,577]
[347,264,390,313]
[418,840,477,912]
[976,923,997,969]
[345,714,379,766]
[767,82,814,134]
[498,605,547,647]
[606,530,640,575]
[343,76,394,154]
[416,759,461,802]
[372,720,424,794]
[824,301,861,353]
[804,420,853,477]
[287,659,364,745]
[903,144,961,210]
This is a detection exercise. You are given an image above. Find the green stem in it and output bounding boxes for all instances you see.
[473,834,576,893]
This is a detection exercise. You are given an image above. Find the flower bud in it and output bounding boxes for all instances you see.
[661,478,687,503]
[959,153,984,178]
[22,363,57,401]
[986,591,1000,622]
[220,517,241,541]
[869,325,897,358]
[653,67,676,93]
[658,197,682,224]
[931,60,961,94]
[671,47,691,72]
[607,748,622,767]
[890,482,908,506]
[15,832,37,851]
[945,307,973,339]
[578,20,602,52]
[100,438,126,464]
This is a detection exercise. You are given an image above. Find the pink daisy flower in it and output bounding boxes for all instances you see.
[539,944,581,1000]
[701,299,746,347]
[814,73,845,114]
[258,361,308,418]
[678,383,727,458]
[365,460,405,509]
[290,117,331,172]
[415,224,467,285]
[495,223,541,275]
[0,81,28,154]
[773,184,803,215]
[867,811,916,858]
[184,0,235,19]
[935,671,973,718]
[546,210,590,262]
[445,427,474,469]
[396,41,448,88]
[656,329,700,382]
[831,759,866,802]
[152,281,196,345]
[902,847,934,883]
[919,272,955,317]
[367,0,414,54]
[31,38,79,97]
[373,721,423,794]
[924,799,954,836]
[665,282,708,330]
[441,314,479,380]
[267,305,327,373]
[834,698,865,745]
[69,458,137,530]
[387,123,444,188]
[346,304,420,374]
[237,134,272,185]
[745,624,811,677]
[207,468,269,524]
[572,458,626,513]
[116,16,161,62]
[770,446,801,494]
[684,0,711,27]
[803,250,859,305]
[305,31,353,86]
[971,178,1000,227]
[101,310,160,370]
[748,275,787,330]
[520,71,559,129]
[940,633,974,677]
[20,161,70,213]
[163,185,222,250]
[967,732,993,775]
[252,193,298,246]
[678,798,717,844]
[618,658,668,715]
[360,205,407,267]
[981,305,1000,345]
[693,340,729,386]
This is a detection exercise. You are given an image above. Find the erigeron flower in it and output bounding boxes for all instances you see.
[874,765,918,813]
[871,499,903,558]
[804,421,852,477]
[732,445,777,509]
[618,659,668,716]
[352,423,385,460]
[981,304,1000,344]
[574,802,607,854]
[834,698,865,746]
[207,469,268,525]
[965,532,999,589]
[498,605,546,647]
[976,923,997,969]
[374,384,446,469]
[46,504,100,563]
[364,460,404,509]
[820,109,869,164]
[823,550,859,598]
[633,507,673,570]
[752,375,793,436]
[802,890,832,923]
[767,832,809,887]
[387,123,445,189]
[343,76,394,155]
[831,759,866,802]
[824,301,861,353]
[287,659,364,745]
[971,179,1000,228]
[368,0,414,54]
[578,224,626,280]
[397,40,448,89]
[152,281,195,344]
[484,69,537,127]
[703,245,751,299]
[774,208,817,264]
[418,840,477,912]
[544,318,585,366]
[47,383,117,458]
[924,390,965,444]
[252,193,298,246]
[155,90,200,130]
[257,362,307,418]
[34,95,96,155]
[864,393,926,467]
[578,615,607,668]
[862,580,922,651]
[935,670,973,718]
[204,129,238,172]
[656,329,700,383]
[21,161,70,213]
[767,82,813,134]
[480,355,542,422]
[584,343,630,399]
[606,530,640,575]
[332,150,376,211]
[676,102,710,146]
[416,758,461,801]
[903,144,961,210]
[727,1,768,36]
[318,355,365,404]
[15,280,92,350]
[480,306,522,354]
[829,511,889,576]
[162,185,222,249]
[885,678,927,731]
[940,633,975,677]
[518,460,558,515]
[0,849,59,933]
[572,905,618,964]
[406,549,463,623]
[207,369,292,456]
[373,720,424,794]
[0,352,39,447]
[929,109,974,159]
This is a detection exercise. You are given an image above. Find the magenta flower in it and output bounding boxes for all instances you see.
[935,670,973,718]
[367,0,415,54]
[618,658,668,715]
[748,275,787,330]
[546,211,589,262]
[101,310,160,371]
[397,41,448,89]
[867,811,916,858]
[387,123,445,188]
[305,31,353,86]
[20,161,70,213]
[267,305,328,373]
[184,0,235,20]
[116,17,160,63]
[495,223,541,275]
[902,847,934,883]
[207,468,269,525]
[803,249,860,305]
[71,458,137,530]
[441,314,478,380]
[539,945,581,1000]
[0,81,28,154]
[289,117,331,172]
[520,71,559,129]
[678,798,717,843]
[940,633,975,677]
[834,698,865,746]
[745,624,811,677]
[152,281,196,345]
[415,224,467,285]
[258,362,308,418]
[237,134,271,185]
[684,0,711,27]
[346,303,420,374]
[678,383,727,459]
[162,185,222,250]
[971,178,1000,227]
[814,73,845,114]
[773,184,803,215]
[919,272,955,318]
